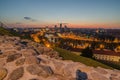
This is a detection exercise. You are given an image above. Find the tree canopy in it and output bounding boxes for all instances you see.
[81,47,93,58]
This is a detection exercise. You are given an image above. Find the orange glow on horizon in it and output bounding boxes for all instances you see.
[7,22,120,29]
[69,23,120,29]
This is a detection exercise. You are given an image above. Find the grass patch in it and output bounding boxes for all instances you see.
[0,27,32,40]
[0,27,12,36]
[54,47,113,69]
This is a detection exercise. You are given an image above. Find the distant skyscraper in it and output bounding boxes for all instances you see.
[60,23,62,29]
[54,25,57,28]
[64,25,67,28]
[64,25,68,32]
[59,23,62,33]
[54,25,57,31]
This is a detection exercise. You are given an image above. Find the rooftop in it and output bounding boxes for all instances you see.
[93,50,120,56]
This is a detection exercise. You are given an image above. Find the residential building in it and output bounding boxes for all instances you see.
[93,50,120,62]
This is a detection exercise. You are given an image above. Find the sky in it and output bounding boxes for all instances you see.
[0,0,120,28]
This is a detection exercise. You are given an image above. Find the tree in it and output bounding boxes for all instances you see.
[81,47,93,58]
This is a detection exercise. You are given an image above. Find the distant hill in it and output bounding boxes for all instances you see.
[0,26,31,39]
[0,26,13,36]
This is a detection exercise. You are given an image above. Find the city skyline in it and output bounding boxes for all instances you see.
[0,0,120,28]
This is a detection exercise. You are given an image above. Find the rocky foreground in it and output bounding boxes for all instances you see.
[0,36,120,80]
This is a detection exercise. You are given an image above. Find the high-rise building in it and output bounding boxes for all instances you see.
[64,25,68,32]
[54,25,58,31]
[60,23,62,29]
[60,23,63,33]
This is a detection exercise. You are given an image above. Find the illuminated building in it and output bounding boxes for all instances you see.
[45,32,60,43]
[93,50,120,62]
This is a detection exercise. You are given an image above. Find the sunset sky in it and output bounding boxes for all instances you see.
[0,0,120,28]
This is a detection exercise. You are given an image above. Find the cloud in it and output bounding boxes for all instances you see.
[24,17,31,20]
[24,17,37,22]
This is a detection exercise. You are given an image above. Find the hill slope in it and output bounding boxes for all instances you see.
[0,27,12,36]
[54,47,113,69]
[0,26,31,39]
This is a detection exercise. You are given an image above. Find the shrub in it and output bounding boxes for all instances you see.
[81,47,93,58]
